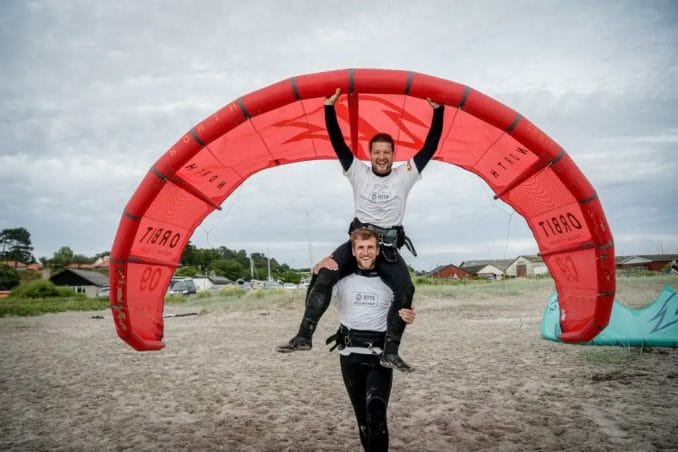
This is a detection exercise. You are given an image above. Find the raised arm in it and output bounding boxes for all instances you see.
[324,88,354,171]
[412,99,445,173]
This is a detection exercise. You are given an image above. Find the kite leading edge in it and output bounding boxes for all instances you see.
[109,68,615,351]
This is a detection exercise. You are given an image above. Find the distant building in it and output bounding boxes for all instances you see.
[1,261,27,271]
[460,259,514,272]
[91,256,111,269]
[616,254,678,273]
[0,261,43,271]
[460,259,513,280]
[461,263,505,280]
[50,268,109,298]
[505,255,549,278]
[429,264,472,280]
[190,275,234,292]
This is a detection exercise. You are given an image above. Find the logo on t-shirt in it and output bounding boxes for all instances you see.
[370,192,391,203]
[352,292,378,306]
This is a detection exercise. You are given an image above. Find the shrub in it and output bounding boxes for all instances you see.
[196,290,212,299]
[0,264,21,290]
[9,279,81,299]
[244,288,268,299]
[20,270,43,284]
[218,286,246,297]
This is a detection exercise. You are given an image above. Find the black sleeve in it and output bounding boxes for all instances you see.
[412,105,445,173]
[325,105,354,171]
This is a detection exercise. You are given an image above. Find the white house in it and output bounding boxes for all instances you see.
[505,255,549,278]
[462,264,505,280]
[459,259,513,280]
[50,268,109,298]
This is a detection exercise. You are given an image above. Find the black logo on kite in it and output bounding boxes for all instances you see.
[139,226,181,248]
[488,147,531,179]
[271,96,428,156]
[649,291,678,334]
[183,163,228,191]
[538,213,583,238]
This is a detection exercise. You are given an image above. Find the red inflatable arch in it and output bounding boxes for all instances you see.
[109,68,615,351]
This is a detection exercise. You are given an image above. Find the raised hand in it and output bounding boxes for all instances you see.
[427,97,441,109]
[325,88,342,106]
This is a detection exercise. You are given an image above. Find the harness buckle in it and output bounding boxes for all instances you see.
[348,218,418,262]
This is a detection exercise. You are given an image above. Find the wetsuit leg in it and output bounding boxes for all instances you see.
[375,255,414,355]
[340,353,393,452]
[365,362,392,451]
[295,240,355,339]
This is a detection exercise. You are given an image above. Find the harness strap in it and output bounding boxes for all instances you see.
[326,324,385,352]
[403,235,417,257]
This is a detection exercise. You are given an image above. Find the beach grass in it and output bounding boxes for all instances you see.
[1,273,675,317]
[0,296,109,317]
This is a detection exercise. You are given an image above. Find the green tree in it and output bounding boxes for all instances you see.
[0,227,35,264]
[94,251,110,260]
[49,247,75,269]
[175,266,198,277]
[71,253,93,268]
[180,242,198,267]
[0,264,21,290]
[210,259,247,281]
[180,243,306,281]
[274,269,303,284]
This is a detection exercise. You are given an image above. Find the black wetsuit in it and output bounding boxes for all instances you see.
[333,269,395,451]
[299,103,445,355]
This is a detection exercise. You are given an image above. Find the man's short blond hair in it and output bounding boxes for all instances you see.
[350,228,378,244]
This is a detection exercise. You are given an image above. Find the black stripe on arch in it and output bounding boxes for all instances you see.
[237,97,251,119]
[550,149,566,165]
[290,77,301,100]
[123,210,141,221]
[579,193,599,204]
[189,128,205,146]
[404,71,414,95]
[349,68,355,94]
[458,86,470,108]
[506,114,523,133]
[150,165,168,182]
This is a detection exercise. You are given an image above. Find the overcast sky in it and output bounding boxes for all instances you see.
[1,0,676,271]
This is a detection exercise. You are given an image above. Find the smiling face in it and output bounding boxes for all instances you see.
[351,231,379,270]
[370,142,394,175]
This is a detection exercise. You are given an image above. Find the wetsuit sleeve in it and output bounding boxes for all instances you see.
[325,105,354,171]
[412,105,445,173]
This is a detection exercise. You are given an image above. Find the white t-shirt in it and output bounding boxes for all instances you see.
[345,158,421,228]
[333,272,394,356]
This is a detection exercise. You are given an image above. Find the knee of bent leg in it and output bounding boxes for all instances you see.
[393,283,414,305]
[314,268,340,287]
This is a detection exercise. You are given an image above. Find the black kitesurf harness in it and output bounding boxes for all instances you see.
[326,324,386,353]
[348,218,417,263]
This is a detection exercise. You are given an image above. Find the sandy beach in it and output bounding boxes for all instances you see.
[1,276,677,451]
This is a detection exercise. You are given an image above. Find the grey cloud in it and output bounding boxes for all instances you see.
[2,0,676,268]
